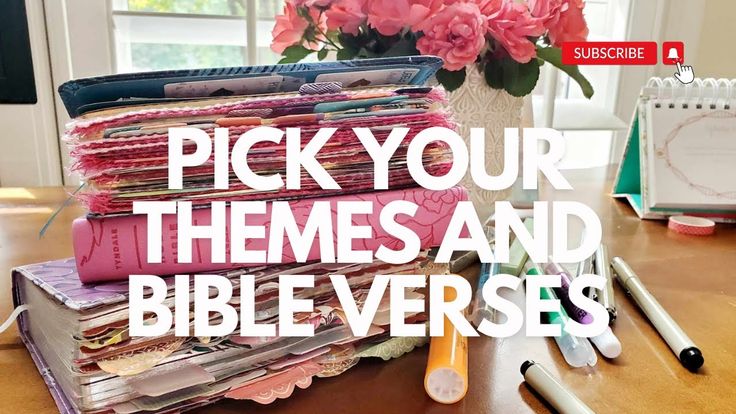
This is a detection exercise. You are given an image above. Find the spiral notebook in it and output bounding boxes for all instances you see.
[613,77,736,220]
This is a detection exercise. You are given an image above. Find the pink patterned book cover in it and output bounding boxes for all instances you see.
[72,186,467,283]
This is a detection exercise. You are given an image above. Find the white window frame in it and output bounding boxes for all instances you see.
[611,0,704,163]
[109,0,259,73]
[535,0,632,131]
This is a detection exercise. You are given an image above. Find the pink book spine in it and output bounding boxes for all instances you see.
[72,187,468,283]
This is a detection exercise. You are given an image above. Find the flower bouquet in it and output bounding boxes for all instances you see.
[271,0,593,97]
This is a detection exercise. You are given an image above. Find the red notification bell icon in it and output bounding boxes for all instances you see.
[662,41,684,65]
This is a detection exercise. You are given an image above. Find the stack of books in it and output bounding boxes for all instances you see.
[12,57,466,413]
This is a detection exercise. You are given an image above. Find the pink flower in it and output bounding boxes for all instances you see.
[527,0,563,27]
[326,0,367,35]
[547,0,589,46]
[416,2,487,71]
[271,2,327,54]
[482,0,545,63]
[366,0,444,36]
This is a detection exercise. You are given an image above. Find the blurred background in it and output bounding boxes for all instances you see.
[0,0,733,187]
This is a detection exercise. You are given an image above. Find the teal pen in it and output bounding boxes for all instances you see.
[313,95,409,113]
[526,264,598,368]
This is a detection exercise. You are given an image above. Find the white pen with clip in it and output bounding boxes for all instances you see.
[611,256,704,371]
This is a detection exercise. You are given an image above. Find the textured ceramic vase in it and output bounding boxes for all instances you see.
[447,64,524,222]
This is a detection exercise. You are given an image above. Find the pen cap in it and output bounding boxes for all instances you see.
[425,285,468,404]
[590,327,622,359]
[554,334,598,368]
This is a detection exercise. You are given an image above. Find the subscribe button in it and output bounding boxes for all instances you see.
[561,41,658,65]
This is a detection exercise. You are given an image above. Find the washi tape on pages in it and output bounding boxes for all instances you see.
[299,81,342,95]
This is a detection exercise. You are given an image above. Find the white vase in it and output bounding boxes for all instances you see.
[447,64,524,222]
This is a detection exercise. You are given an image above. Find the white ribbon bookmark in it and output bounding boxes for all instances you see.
[0,305,30,334]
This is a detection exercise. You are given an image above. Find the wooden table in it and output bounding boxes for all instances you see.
[1,166,735,413]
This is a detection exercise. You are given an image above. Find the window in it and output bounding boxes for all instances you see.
[532,0,631,169]
[534,0,631,105]
[111,0,283,73]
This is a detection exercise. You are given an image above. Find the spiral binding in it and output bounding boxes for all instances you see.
[646,77,736,109]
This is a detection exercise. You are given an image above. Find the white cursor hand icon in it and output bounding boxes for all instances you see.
[674,62,694,84]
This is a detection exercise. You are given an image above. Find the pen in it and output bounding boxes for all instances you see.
[577,254,596,300]
[521,361,596,414]
[470,261,501,327]
[425,285,468,404]
[594,245,616,324]
[448,223,495,273]
[500,217,533,276]
[526,264,598,368]
[576,254,594,279]
[545,262,622,359]
[611,256,704,371]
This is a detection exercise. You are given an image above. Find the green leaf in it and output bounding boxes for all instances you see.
[356,47,380,58]
[337,32,362,51]
[278,44,313,64]
[484,60,503,90]
[436,68,467,92]
[536,46,594,99]
[501,58,540,97]
[336,46,358,60]
[317,48,328,61]
[381,37,419,57]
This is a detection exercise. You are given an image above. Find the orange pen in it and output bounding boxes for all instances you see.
[424,283,468,404]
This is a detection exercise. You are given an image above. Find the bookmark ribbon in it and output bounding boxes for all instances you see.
[0,304,29,334]
[39,183,85,238]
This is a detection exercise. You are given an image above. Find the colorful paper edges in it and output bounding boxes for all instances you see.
[96,338,185,377]
[224,362,322,403]
[127,363,215,397]
[355,336,428,361]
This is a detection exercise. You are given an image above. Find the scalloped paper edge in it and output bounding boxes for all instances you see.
[224,362,321,404]
[355,336,428,361]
